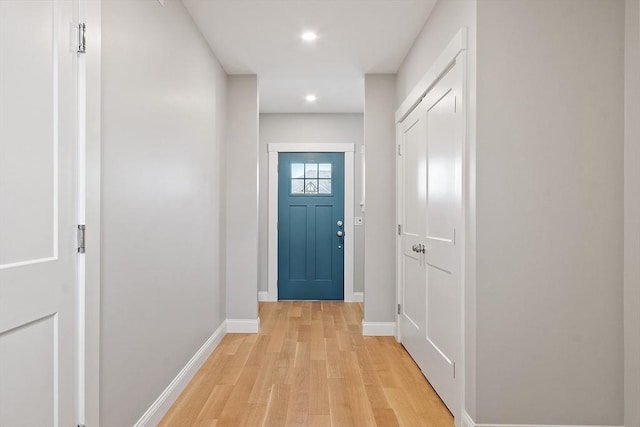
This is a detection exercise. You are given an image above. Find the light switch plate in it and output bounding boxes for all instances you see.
[354,217,363,226]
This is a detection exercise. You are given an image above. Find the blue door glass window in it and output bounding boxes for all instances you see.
[290,162,332,195]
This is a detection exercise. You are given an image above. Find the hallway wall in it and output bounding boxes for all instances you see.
[474,0,624,424]
[625,0,640,426]
[258,113,365,296]
[363,75,397,324]
[100,1,227,425]
[226,75,259,322]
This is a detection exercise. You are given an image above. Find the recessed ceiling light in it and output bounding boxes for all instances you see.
[301,31,318,42]
[305,94,317,102]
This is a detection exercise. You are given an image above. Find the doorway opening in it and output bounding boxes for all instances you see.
[267,143,356,302]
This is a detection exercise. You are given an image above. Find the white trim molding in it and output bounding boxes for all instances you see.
[362,321,396,336]
[353,292,364,302]
[395,27,468,123]
[133,321,227,427]
[226,318,260,333]
[258,291,270,302]
[83,1,102,425]
[267,143,356,302]
[461,411,475,427]
[461,410,624,427]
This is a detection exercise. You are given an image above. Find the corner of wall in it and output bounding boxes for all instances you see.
[363,74,397,324]
[225,75,260,321]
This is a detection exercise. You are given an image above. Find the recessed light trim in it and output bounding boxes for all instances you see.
[305,94,317,102]
[301,31,318,42]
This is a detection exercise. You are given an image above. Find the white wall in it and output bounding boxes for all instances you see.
[258,114,365,295]
[475,0,624,424]
[625,1,640,426]
[396,0,477,106]
[394,0,477,417]
[226,75,259,321]
[100,1,227,425]
[363,75,397,323]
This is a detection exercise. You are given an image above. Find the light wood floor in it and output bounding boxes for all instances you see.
[159,302,454,427]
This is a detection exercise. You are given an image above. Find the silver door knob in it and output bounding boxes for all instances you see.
[337,231,344,237]
[337,220,343,227]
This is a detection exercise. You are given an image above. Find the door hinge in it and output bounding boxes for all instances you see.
[77,225,86,253]
[397,224,402,235]
[397,303,401,315]
[397,144,402,156]
[77,23,86,53]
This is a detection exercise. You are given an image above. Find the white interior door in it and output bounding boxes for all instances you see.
[398,101,430,373]
[0,1,79,426]
[398,58,464,414]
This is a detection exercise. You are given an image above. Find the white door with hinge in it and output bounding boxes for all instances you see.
[398,58,464,414]
[0,1,80,426]
[398,98,429,376]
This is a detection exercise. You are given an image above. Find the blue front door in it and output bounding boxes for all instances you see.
[278,153,345,300]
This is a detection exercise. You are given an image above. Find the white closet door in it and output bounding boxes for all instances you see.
[0,1,78,426]
[398,58,464,414]
[398,99,429,373]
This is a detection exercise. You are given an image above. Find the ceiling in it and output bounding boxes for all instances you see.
[182,0,437,113]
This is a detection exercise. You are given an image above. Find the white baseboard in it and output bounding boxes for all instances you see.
[362,321,396,336]
[461,410,624,427]
[227,317,260,333]
[353,292,364,302]
[133,321,227,427]
[258,291,270,301]
[461,410,475,427]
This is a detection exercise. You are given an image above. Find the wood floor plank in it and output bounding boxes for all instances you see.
[285,373,310,426]
[327,378,355,427]
[308,360,329,415]
[216,364,260,426]
[194,384,234,422]
[263,383,291,427]
[373,407,400,427]
[238,403,269,427]
[159,302,454,427]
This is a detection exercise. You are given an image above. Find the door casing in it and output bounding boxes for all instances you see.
[81,1,102,426]
[267,143,355,302]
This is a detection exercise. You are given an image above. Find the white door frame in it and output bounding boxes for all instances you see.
[80,1,101,425]
[267,143,355,302]
[395,28,468,420]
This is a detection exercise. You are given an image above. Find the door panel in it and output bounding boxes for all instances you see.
[426,86,460,274]
[423,63,463,412]
[0,1,78,426]
[278,153,344,300]
[399,104,429,372]
[398,58,464,415]
[0,316,56,426]
[314,205,333,280]
[0,1,58,265]
[288,205,308,280]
